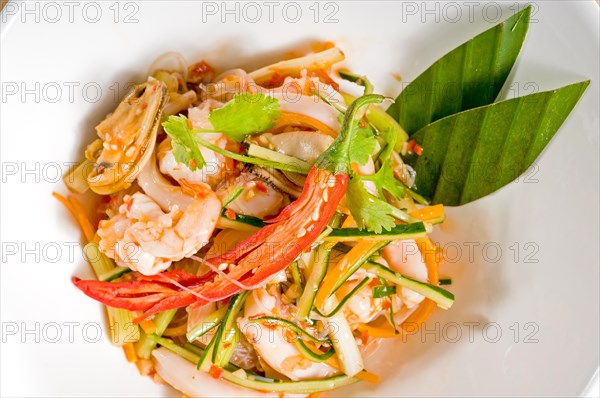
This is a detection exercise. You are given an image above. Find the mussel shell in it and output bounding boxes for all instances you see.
[87,78,168,195]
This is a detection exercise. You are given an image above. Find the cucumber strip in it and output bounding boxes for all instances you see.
[439,278,452,286]
[63,158,92,194]
[323,222,426,242]
[248,316,330,345]
[82,242,140,345]
[314,277,372,318]
[338,69,374,95]
[186,306,228,342]
[156,336,359,393]
[222,187,244,207]
[217,209,265,232]
[295,339,335,362]
[135,309,177,359]
[212,292,249,367]
[106,307,140,346]
[247,144,312,172]
[290,261,303,290]
[83,242,117,280]
[331,241,389,295]
[197,331,217,371]
[194,136,310,175]
[148,334,199,363]
[99,266,130,282]
[363,261,454,310]
[295,243,334,322]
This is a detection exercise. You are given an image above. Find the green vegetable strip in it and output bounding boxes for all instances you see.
[197,331,217,371]
[314,277,372,318]
[221,187,244,207]
[290,261,303,290]
[247,144,312,171]
[363,261,455,309]
[135,309,177,359]
[338,69,374,95]
[295,243,334,322]
[82,242,139,346]
[148,334,199,363]
[248,316,330,345]
[340,92,409,148]
[194,135,310,174]
[83,243,116,280]
[211,292,249,367]
[63,158,92,194]
[439,278,452,286]
[323,222,426,242]
[331,241,389,294]
[186,306,228,342]
[154,335,359,393]
[295,339,335,362]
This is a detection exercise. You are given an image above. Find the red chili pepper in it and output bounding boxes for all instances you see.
[208,365,224,379]
[72,95,384,321]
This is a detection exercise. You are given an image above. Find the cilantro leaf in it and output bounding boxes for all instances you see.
[345,176,397,233]
[162,115,205,170]
[348,121,376,166]
[209,93,281,142]
[362,163,406,200]
[373,284,396,298]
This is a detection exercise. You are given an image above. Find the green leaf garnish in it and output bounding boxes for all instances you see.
[372,284,396,299]
[345,176,397,233]
[361,164,405,201]
[408,81,590,205]
[387,6,531,135]
[348,121,377,166]
[209,93,281,142]
[162,115,205,170]
[162,115,310,175]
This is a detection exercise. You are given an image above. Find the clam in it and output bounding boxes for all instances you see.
[86,77,167,195]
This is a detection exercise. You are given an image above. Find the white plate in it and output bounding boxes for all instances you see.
[1,1,598,396]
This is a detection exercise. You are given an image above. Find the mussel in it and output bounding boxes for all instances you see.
[86,77,167,195]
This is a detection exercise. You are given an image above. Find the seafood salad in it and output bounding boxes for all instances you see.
[54,7,591,396]
[56,45,454,395]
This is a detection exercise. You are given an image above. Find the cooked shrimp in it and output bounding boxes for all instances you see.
[382,240,429,309]
[158,100,236,189]
[216,172,284,219]
[237,287,338,381]
[97,183,220,275]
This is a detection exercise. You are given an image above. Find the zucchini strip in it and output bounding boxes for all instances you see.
[248,316,330,345]
[211,292,249,367]
[362,261,454,310]
[296,339,335,362]
[314,277,372,318]
[323,222,426,242]
[295,242,333,322]
[153,336,359,393]
[186,306,227,342]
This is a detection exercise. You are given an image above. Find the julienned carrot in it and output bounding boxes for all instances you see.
[357,236,440,338]
[409,204,445,222]
[123,343,138,363]
[52,192,96,243]
[314,240,382,310]
[73,95,385,322]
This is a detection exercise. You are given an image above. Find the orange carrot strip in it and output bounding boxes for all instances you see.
[409,204,445,222]
[52,192,95,243]
[123,343,138,363]
[357,236,441,338]
[138,319,157,335]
